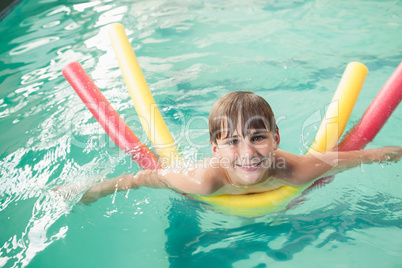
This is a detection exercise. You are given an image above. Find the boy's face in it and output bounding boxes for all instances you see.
[211,124,279,186]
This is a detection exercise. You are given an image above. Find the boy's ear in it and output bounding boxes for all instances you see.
[273,129,280,150]
[210,141,220,157]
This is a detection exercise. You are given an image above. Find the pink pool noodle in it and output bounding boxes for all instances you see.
[62,62,159,169]
[295,62,402,198]
[338,61,402,151]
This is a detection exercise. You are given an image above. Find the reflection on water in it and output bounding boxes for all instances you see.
[1,0,402,267]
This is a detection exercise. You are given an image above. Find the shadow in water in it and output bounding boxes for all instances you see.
[165,193,402,267]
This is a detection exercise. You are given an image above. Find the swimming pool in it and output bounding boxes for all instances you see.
[1,0,401,267]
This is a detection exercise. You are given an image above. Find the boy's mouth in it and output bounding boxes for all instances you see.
[236,161,262,171]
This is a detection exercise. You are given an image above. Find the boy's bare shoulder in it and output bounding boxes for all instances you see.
[194,157,229,194]
[200,157,228,180]
[271,149,307,183]
[272,149,300,171]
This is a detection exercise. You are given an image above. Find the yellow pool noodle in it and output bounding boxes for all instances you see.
[107,24,368,217]
[192,185,304,216]
[108,23,177,163]
[192,62,368,216]
[308,62,368,153]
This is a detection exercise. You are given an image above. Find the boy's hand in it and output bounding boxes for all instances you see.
[53,181,91,202]
[371,146,402,163]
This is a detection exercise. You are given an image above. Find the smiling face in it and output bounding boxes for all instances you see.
[208,91,279,186]
[211,126,280,186]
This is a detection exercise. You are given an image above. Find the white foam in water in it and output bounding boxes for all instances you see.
[0,0,401,267]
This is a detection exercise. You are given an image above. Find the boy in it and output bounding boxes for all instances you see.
[79,91,401,204]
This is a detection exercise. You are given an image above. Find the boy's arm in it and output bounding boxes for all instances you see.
[80,158,224,204]
[79,174,141,205]
[279,146,402,186]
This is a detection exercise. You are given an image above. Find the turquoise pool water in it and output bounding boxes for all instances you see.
[1,0,401,267]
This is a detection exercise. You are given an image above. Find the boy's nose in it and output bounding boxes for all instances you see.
[239,141,257,157]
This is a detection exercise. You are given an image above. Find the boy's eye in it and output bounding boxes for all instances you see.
[228,139,239,145]
[251,135,265,142]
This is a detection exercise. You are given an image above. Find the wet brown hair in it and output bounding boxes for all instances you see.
[209,91,277,143]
